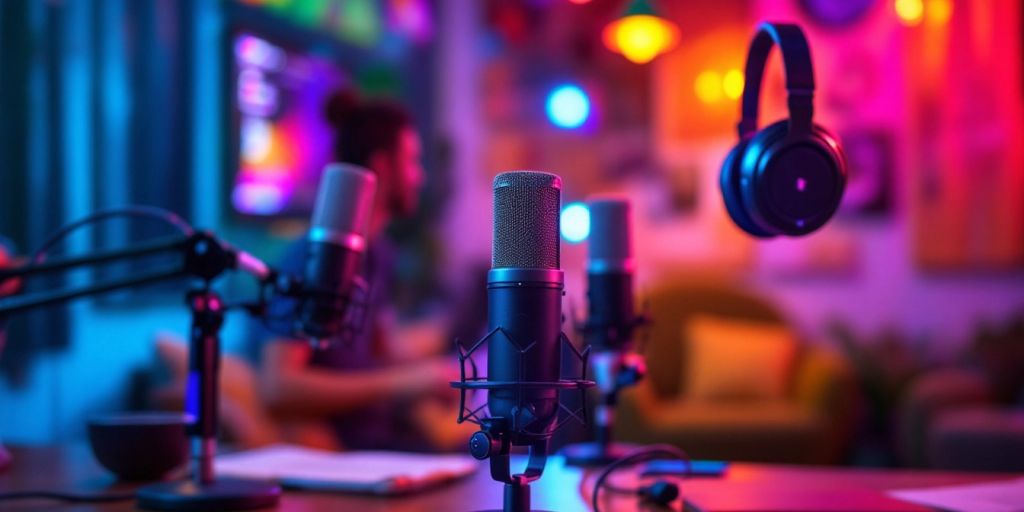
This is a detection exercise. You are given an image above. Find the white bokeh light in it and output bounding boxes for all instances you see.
[560,202,591,243]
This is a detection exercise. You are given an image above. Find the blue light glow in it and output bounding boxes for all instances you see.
[546,85,591,129]
[560,202,591,243]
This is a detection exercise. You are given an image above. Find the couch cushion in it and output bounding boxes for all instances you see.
[641,280,786,399]
[650,401,819,433]
[636,400,825,462]
[684,315,798,402]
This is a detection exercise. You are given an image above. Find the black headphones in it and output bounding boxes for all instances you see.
[720,22,846,238]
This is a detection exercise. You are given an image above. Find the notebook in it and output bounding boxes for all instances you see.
[214,444,479,495]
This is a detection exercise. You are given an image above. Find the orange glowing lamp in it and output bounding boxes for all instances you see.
[602,0,680,64]
[895,0,924,26]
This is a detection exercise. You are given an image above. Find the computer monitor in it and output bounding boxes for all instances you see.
[227,30,349,217]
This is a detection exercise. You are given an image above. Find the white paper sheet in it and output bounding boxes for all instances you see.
[214,444,478,494]
[889,477,1024,512]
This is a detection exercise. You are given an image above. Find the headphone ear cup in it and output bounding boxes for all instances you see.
[738,120,788,236]
[813,123,847,181]
[721,141,775,238]
[740,120,846,236]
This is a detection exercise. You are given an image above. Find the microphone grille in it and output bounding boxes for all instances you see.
[310,163,377,248]
[492,171,561,269]
[587,196,633,272]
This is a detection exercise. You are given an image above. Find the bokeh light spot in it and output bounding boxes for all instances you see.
[722,69,744,100]
[561,202,591,243]
[695,70,722,104]
[895,0,924,25]
[602,15,679,64]
[546,85,591,129]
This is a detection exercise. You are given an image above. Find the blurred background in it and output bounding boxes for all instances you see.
[1,0,1022,470]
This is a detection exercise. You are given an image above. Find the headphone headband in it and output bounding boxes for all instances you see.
[738,22,815,138]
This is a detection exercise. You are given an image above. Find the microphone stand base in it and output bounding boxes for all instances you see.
[473,482,555,512]
[560,440,641,467]
[136,478,281,511]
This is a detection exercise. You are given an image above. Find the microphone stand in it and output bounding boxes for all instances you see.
[0,232,283,510]
[452,328,593,512]
[472,423,549,512]
[561,311,650,467]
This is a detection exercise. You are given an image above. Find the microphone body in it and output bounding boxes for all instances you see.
[297,163,376,340]
[487,171,564,442]
[585,272,636,353]
[486,269,563,441]
[585,197,637,352]
[584,198,643,394]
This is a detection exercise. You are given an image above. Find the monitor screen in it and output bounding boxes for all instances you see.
[229,31,349,217]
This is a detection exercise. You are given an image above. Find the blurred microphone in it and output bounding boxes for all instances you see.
[297,163,377,341]
[487,171,564,441]
[562,196,647,467]
[585,197,646,394]
[586,197,638,354]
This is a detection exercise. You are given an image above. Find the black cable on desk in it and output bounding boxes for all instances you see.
[591,444,691,512]
[0,490,136,503]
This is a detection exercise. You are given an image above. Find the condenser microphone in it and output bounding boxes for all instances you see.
[487,171,565,441]
[452,170,593,512]
[297,163,377,341]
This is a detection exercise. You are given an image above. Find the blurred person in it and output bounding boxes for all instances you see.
[258,90,471,452]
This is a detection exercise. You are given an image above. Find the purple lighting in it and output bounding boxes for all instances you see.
[237,69,280,117]
[232,182,289,215]
[235,35,286,70]
[229,30,349,218]
[796,178,808,192]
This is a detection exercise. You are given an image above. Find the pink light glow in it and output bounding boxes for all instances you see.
[230,31,349,217]
[235,35,285,70]
[389,0,433,43]
[237,69,279,117]
[232,181,291,215]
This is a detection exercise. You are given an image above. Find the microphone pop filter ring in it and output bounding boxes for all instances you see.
[452,328,593,438]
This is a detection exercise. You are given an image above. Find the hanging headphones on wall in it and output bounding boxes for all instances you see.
[720,22,846,238]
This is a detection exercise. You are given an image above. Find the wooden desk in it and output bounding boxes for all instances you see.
[0,445,1013,511]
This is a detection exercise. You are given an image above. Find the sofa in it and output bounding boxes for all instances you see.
[896,314,1024,471]
[615,277,856,464]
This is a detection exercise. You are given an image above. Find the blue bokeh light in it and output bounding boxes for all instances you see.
[546,85,591,129]
[560,202,591,243]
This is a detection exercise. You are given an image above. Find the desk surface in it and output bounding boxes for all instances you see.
[0,444,1014,511]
